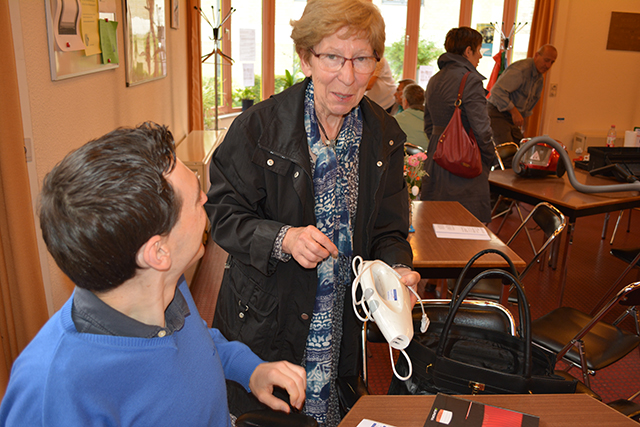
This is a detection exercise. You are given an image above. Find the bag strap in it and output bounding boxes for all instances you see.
[454,71,472,107]
[436,268,533,378]
[451,248,525,335]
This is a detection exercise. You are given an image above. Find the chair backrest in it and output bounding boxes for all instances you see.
[493,142,519,170]
[506,202,566,279]
[404,142,425,156]
[366,299,516,343]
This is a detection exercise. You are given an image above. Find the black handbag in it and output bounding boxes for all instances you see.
[389,249,577,396]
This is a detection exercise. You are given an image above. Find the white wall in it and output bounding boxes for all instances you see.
[12,0,190,312]
[543,0,640,148]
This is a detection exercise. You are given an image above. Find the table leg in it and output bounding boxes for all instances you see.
[558,221,575,307]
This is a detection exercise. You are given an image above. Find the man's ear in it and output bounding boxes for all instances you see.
[463,45,473,60]
[137,235,172,272]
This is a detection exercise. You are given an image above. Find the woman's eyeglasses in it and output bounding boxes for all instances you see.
[308,48,379,74]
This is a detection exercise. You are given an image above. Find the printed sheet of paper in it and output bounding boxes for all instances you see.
[356,419,397,427]
[433,224,491,240]
[81,0,101,56]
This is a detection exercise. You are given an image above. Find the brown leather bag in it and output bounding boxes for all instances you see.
[433,71,482,179]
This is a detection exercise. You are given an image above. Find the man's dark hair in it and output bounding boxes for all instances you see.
[39,122,181,292]
[444,27,483,56]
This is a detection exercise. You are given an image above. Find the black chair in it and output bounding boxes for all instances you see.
[450,202,566,305]
[531,281,640,389]
[236,410,318,427]
[404,142,425,156]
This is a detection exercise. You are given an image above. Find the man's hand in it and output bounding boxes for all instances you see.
[282,226,338,269]
[249,361,307,413]
[394,266,421,307]
[510,108,524,127]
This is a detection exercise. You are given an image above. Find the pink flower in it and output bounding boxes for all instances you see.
[407,156,419,167]
[415,152,427,161]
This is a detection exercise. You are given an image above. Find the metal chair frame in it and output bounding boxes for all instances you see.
[532,281,640,388]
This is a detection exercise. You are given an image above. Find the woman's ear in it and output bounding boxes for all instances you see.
[299,52,313,77]
[137,235,172,272]
[462,45,473,61]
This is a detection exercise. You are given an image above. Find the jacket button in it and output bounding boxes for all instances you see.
[377,161,383,167]
[239,312,245,319]
[267,159,274,166]
[389,140,394,146]
[301,313,309,320]
[294,171,299,178]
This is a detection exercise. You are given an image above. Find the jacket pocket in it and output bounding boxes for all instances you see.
[222,257,279,358]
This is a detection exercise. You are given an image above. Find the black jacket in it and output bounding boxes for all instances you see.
[205,78,412,381]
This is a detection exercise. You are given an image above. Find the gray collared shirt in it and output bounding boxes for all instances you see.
[71,286,190,338]
[488,58,544,118]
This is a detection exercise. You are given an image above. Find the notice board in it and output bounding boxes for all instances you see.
[606,12,640,52]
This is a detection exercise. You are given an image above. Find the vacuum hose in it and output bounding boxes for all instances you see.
[512,136,640,193]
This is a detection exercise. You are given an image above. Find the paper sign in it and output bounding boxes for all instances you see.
[356,419,397,427]
[99,19,118,64]
[433,224,491,240]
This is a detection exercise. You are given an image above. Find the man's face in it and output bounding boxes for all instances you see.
[533,47,557,74]
[394,82,407,104]
[164,159,208,271]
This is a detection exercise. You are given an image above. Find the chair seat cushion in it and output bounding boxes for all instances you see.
[531,307,640,370]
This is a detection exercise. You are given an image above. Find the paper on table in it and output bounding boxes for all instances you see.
[356,419,397,427]
[433,224,491,240]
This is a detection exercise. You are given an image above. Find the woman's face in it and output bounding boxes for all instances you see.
[464,44,483,68]
[300,27,374,122]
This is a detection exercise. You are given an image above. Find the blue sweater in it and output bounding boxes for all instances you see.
[0,279,263,426]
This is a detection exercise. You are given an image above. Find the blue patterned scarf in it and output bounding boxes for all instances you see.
[303,80,362,427]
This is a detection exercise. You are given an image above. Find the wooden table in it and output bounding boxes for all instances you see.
[408,201,526,280]
[489,168,640,306]
[338,395,638,426]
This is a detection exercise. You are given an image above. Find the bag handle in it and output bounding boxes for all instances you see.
[437,267,533,377]
[454,71,472,107]
[450,248,526,336]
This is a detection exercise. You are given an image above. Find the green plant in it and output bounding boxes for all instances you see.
[232,75,262,108]
[385,36,444,79]
[202,76,225,130]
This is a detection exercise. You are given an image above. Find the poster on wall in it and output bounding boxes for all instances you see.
[123,0,167,86]
[477,23,494,57]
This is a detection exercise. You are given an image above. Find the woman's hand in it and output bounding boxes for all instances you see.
[249,361,307,413]
[393,266,421,307]
[282,226,339,269]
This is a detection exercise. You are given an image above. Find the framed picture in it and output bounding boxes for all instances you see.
[171,0,179,29]
[123,0,167,86]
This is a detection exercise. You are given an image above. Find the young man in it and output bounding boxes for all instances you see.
[0,122,306,426]
[487,44,558,144]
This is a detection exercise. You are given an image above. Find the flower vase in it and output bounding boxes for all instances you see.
[408,198,415,233]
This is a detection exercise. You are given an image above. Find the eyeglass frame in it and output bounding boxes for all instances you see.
[308,48,380,74]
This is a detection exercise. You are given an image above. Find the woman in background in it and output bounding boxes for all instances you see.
[420,27,495,223]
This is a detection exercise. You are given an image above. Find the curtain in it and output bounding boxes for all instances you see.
[524,0,556,138]
[0,1,49,397]
[188,0,204,131]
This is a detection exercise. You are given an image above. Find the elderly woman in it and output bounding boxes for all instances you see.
[205,0,419,425]
[420,27,495,223]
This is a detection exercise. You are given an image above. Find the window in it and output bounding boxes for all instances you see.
[199,0,535,125]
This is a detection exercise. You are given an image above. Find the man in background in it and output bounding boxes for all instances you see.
[487,44,558,144]
[395,83,429,150]
[366,57,397,112]
[0,122,306,426]
[391,78,416,115]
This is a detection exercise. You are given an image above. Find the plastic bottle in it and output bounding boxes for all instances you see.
[606,125,617,148]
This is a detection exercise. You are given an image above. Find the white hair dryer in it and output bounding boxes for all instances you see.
[351,256,428,380]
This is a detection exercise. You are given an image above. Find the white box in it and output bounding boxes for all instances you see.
[572,131,608,152]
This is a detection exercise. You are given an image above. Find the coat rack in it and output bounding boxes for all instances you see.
[195,6,235,131]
